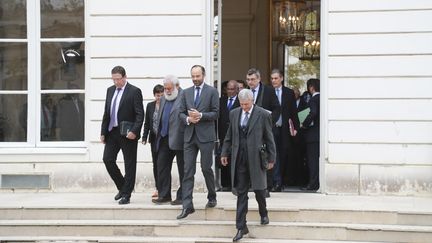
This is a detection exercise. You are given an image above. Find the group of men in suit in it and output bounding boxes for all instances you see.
[100,65,320,241]
[217,68,320,195]
[100,65,219,214]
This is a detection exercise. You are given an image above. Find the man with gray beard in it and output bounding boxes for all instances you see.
[152,75,185,205]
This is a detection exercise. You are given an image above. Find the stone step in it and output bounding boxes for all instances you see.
[0,236,390,243]
[2,206,431,226]
[1,220,431,243]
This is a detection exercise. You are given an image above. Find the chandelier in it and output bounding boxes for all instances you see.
[273,0,306,43]
[273,0,320,60]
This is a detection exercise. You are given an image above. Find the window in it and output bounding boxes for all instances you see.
[0,0,85,146]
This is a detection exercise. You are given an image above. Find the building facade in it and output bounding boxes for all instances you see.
[0,0,431,196]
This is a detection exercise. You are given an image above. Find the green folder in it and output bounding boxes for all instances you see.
[298,107,310,125]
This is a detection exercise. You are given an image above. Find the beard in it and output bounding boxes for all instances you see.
[164,88,178,101]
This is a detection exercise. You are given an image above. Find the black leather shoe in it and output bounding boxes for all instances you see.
[206,199,217,208]
[114,191,122,201]
[170,199,182,205]
[152,197,172,204]
[265,189,270,198]
[272,184,282,192]
[301,184,319,191]
[176,207,195,219]
[118,197,130,205]
[233,227,249,241]
[261,215,269,225]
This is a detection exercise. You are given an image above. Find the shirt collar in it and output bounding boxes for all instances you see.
[195,82,204,90]
[242,105,254,116]
[251,83,260,93]
[117,81,127,91]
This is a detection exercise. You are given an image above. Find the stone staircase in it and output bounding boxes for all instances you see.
[0,192,431,242]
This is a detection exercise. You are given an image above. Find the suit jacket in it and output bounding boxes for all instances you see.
[179,83,219,143]
[302,93,320,143]
[255,82,281,124]
[142,101,157,144]
[218,95,240,142]
[157,89,185,150]
[296,97,309,112]
[221,106,276,190]
[279,86,300,135]
[101,82,144,140]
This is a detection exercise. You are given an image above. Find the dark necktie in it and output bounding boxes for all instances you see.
[160,101,173,137]
[252,89,256,103]
[194,86,201,107]
[227,97,234,110]
[108,88,121,131]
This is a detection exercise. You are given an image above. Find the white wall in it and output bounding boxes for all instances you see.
[324,0,432,195]
[0,0,212,192]
[86,0,212,191]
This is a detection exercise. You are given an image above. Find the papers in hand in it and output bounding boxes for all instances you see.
[298,107,310,125]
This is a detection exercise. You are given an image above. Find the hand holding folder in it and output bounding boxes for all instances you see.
[119,121,134,136]
[298,107,310,125]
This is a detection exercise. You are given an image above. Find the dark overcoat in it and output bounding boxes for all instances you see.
[221,105,276,190]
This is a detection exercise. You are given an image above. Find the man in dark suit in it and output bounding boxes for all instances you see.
[152,75,185,205]
[270,69,300,190]
[301,78,320,191]
[221,89,276,242]
[142,84,164,198]
[100,66,144,205]
[246,68,280,196]
[293,87,309,186]
[177,65,219,219]
[217,80,240,191]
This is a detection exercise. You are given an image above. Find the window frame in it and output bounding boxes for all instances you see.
[0,0,86,148]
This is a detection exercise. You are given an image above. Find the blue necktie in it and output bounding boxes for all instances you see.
[241,112,249,129]
[227,97,234,110]
[194,87,201,107]
[160,101,173,137]
[275,88,282,126]
[108,88,121,131]
[276,88,281,105]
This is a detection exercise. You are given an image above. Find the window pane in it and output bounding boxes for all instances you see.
[41,0,84,38]
[0,94,27,142]
[41,42,84,90]
[286,45,320,91]
[0,43,27,90]
[0,0,26,38]
[41,93,84,141]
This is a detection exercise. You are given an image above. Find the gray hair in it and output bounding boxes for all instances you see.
[163,74,179,86]
[238,89,254,102]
